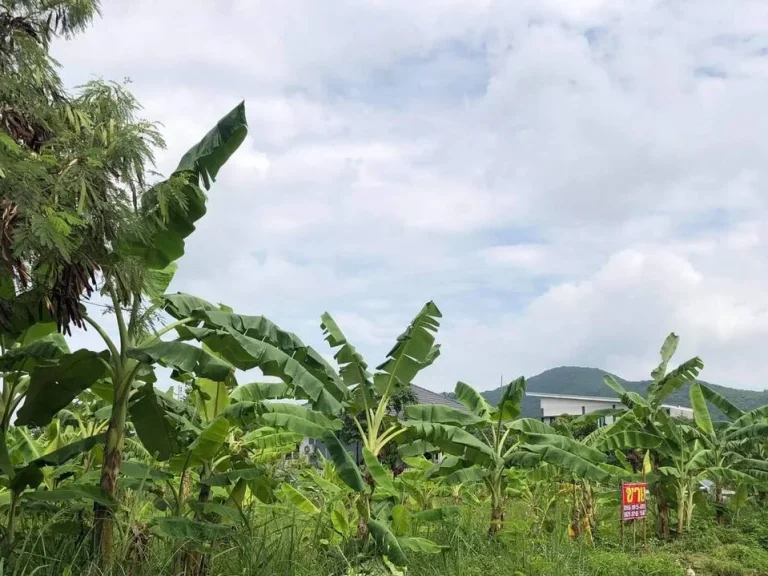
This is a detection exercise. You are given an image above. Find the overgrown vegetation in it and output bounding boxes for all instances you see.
[2,3,768,576]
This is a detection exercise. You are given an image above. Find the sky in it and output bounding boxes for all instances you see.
[55,0,768,393]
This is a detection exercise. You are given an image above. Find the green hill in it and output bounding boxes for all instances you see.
[473,366,768,418]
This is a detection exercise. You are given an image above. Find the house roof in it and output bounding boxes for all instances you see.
[527,392,693,416]
[301,385,468,413]
[527,392,620,403]
[411,385,468,411]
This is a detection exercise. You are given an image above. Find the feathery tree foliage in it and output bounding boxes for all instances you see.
[1,0,250,562]
[0,0,175,333]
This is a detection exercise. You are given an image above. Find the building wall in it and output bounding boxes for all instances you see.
[663,406,694,419]
[536,396,694,424]
[539,397,619,425]
[299,437,363,463]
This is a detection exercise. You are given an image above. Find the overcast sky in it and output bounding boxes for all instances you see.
[55,0,768,393]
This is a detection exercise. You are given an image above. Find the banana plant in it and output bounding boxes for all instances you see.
[0,327,69,436]
[319,302,441,457]
[142,379,336,503]
[317,303,452,564]
[8,102,249,562]
[392,456,444,511]
[167,299,445,566]
[189,392,360,575]
[0,419,112,551]
[403,378,612,534]
[119,299,356,567]
[0,275,73,458]
[170,414,233,576]
[598,332,703,538]
[652,429,706,536]
[114,377,280,576]
[0,298,98,551]
[685,382,768,526]
[161,294,348,416]
[159,296,441,459]
[316,304,448,564]
[545,422,603,542]
[743,433,768,506]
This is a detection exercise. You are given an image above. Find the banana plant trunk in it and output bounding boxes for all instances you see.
[488,475,504,535]
[195,477,211,518]
[676,484,687,537]
[715,484,725,525]
[583,482,596,537]
[655,487,670,539]
[489,499,504,535]
[357,493,371,540]
[651,453,670,539]
[183,466,212,576]
[180,468,191,510]
[2,489,20,554]
[90,296,142,565]
[94,388,129,562]
[486,468,504,536]
[1,381,19,554]
[686,488,695,531]
[172,468,193,575]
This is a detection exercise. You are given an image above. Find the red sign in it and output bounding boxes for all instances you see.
[621,482,647,521]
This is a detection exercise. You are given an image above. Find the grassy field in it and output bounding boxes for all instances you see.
[5,475,768,576]
[2,323,765,576]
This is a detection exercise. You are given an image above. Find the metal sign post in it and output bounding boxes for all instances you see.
[619,481,625,548]
[642,470,647,550]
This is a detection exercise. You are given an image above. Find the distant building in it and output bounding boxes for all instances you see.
[527,392,693,425]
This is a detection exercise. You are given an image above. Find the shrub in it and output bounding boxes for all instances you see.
[585,551,684,576]
[737,511,768,551]
[633,554,686,576]
[701,558,750,576]
[713,544,768,572]
[677,525,726,552]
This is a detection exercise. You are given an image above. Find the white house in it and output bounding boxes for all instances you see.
[528,392,693,425]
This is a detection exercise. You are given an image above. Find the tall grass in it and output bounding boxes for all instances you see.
[5,498,768,575]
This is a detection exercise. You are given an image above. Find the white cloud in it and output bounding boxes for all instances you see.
[50,0,768,393]
[426,246,768,392]
[480,245,547,270]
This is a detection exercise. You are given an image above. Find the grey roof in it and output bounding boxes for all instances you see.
[412,385,468,411]
[301,384,469,413]
[527,392,620,403]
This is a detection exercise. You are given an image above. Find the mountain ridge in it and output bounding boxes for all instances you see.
[443,366,768,418]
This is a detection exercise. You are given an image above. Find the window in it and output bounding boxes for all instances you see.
[598,416,606,427]
[581,406,586,415]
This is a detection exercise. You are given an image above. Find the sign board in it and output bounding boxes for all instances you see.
[621,482,647,521]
